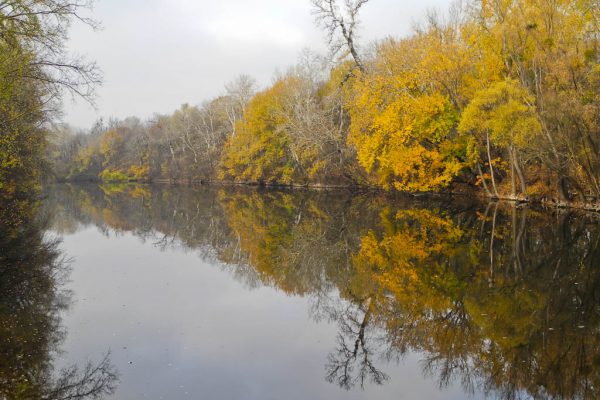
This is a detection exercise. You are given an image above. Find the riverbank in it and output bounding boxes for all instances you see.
[53,177,600,214]
[151,179,600,212]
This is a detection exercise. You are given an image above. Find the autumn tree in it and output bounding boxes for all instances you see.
[0,0,100,193]
[219,78,295,184]
[470,0,600,201]
[459,80,542,199]
[345,35,466,191]
[277,54,362,184]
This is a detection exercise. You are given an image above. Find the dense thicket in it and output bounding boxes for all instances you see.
[49,0,600,205]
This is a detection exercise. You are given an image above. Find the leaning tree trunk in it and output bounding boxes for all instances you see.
[512,147,528,199]
[477,163,493,197]
[509,147,517,199]
[486,132,500,198]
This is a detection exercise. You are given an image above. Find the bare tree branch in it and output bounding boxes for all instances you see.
[311,0,369,72]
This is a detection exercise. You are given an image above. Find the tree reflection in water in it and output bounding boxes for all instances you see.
[46,183,600,399]
[0,190,118,399]
[323,296,388,390]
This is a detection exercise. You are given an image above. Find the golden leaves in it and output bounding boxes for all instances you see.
[346,58,464,191]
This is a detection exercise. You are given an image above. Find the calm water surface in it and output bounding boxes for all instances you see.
[2,184,600,399]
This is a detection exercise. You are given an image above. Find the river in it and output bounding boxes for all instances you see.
[2,183,599,399]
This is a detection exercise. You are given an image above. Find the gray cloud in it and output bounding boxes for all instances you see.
[65,0,452,128]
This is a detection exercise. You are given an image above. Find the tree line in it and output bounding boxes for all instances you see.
[46,0,599,205]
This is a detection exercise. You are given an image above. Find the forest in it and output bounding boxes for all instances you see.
[2,0,600,206]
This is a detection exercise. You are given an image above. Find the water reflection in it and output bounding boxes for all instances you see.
[0,192,118,399]
[45,183,600,399]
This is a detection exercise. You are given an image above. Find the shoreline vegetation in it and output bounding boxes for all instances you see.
[1,1,598,213]
[46,0,600,211]
[54,177,600,214]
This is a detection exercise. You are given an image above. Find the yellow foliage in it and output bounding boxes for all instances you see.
[459,80,542,150]
[346,54,465,191]
[128,165,149,180]
[352,208,467,314]
[219,78,297,184]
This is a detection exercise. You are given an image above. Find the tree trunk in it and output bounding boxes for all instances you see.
[558,175,570,203]
[486,132,500,198]
[169,142,175,161]
[512,147,528,198]
[509,147,517,199]
[477,163,493,197]
[339,20,365,73]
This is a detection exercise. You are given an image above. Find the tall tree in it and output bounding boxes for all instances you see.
[311,0,369,72]
[0,0,100,193]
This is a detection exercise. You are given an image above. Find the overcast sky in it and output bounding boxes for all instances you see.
[65,0,452,128]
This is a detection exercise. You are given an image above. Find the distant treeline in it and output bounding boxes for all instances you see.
[47,0,599,204]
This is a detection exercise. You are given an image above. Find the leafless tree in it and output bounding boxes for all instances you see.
[224,74,256,136]
[311,0,370,72]
[324,298,389,390]
[0,0,102,106]
[42,353,119,400]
